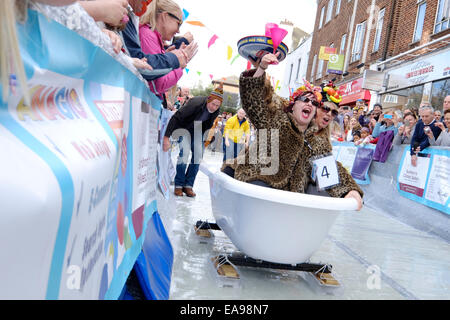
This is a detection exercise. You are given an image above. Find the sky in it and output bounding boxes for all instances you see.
[175,0,318,89]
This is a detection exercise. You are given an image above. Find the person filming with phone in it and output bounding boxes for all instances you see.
[371,110,401,138]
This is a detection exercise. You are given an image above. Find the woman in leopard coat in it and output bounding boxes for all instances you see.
[222,53,363,209]
[306,91,363,200]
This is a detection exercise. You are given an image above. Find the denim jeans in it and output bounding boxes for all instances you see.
[223,138,244,161]
[174,136,203,188]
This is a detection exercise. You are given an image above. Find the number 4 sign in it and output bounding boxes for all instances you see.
[312,155,340,190]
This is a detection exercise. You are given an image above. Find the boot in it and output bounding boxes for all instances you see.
[182,187,196,197]
[174,187,183,197]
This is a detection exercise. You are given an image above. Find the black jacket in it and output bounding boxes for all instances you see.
[164,96,220,138]
[121,18,188,81]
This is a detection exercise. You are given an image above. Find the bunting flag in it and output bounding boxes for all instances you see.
[186,21,205,27]
[182,9,189,21]
[230,54,240,65]
[208,34,218,49]
[227,46,233,60]
[180,8,252,83]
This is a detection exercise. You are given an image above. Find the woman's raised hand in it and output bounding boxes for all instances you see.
[259,52,280,69]
[182,41,199,64]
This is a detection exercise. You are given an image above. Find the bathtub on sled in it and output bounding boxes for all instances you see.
[199,162,359,265]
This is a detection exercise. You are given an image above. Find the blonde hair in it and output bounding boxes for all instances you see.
[166,85,178,105]
[330,120,342,135]
[320,101,339,137]
[1,0,30,105]
[351,116,361,133]
[139,0,182,31]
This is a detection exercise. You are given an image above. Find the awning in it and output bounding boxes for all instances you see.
[338,77,372,105]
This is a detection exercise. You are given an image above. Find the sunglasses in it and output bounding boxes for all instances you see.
[319,105,339,117]
[296,95,322,108]
[167,12,183,27]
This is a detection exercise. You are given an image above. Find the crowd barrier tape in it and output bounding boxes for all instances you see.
[0,10,169,299]
[332,142,376,185]
[397,147,449,215]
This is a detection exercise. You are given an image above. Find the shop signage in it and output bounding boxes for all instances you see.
[327,54,345,75]
[362,69,384,91]
[386,50,450,91]
[338,77,371,105]
[319,46,337,60]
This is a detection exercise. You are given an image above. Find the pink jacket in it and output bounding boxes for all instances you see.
[139,24,183,97]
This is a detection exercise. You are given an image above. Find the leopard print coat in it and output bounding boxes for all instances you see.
[222,69,363,198]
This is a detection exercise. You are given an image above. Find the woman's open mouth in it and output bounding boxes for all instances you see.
[302,107,313,119]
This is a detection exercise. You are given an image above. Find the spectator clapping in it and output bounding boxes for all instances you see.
[426,109,450,147]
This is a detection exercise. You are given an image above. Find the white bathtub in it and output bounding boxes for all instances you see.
[200,162,359,264]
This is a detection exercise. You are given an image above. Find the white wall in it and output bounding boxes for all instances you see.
[280,36,313,98]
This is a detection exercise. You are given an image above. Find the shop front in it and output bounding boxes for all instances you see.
[380,48,450,112]
[338,77,372,109]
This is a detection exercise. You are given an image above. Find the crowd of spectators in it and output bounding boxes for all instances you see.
[4,0,448,192]
[327,94,449,167]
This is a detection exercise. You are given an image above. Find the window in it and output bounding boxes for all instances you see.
[340,34,347,54]
[316,58,324,80]
[295,58,302,81]
[431,79,450,109]
[382,85,424,109]
[383,94,398,104]
[373,8,385,52]
[435,0,450,33]
[336,0,341,15]
[311,54,317,82]
[326,0,335,23]
[413,1,427,43]
[319,6,325,29]
[405,85,425,108]
[351,21,366,62]
[304,52,309,81]
[288,63,294,84]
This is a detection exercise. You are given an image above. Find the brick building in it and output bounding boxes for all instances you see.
[306,0,450,111]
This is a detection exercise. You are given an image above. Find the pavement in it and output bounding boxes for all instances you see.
[156,149,450,300]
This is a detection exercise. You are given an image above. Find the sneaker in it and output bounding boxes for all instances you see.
[182,187,196,197]
[174,187,183,196]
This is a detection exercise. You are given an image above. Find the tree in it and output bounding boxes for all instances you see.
[190,83,214,97]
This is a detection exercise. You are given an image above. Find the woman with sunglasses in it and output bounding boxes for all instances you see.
[138,0,197,99]
[304,83,363,208]
[222,53,363,210]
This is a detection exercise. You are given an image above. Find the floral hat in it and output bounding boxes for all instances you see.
[289,80,323,107]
